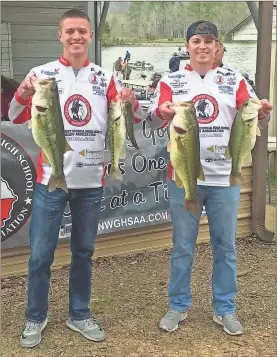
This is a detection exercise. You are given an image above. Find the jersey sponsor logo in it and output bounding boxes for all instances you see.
[214,75,226,85]
[41,68,60,76]
[205,157,226,163]
[218,85,234,95]
[64,95,91,127]
[172,89,190,95]
[89,73,98,84]
[226,77,236,85]
[207,145,227,154]
[168,74,186,79]
[88,73,107,87]
[79,149,104,161]
[1,134,36,243]
[76,161,103,168]
[92,86,105,96]
[192,94,219,124]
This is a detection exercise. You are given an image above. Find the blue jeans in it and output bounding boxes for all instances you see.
[167,179,240,316]
[26,183,103,323]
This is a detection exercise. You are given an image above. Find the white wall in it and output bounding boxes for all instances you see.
[1,22,13,78]
[233,8,276,41]
[1,1,85,81]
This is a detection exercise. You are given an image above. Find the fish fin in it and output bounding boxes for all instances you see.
[230,174,243,186]
[198,164,205,181]
[64,141,73,152]
[185,198,201,215]
[175,173,183,188]
[48,174,68,193]
[167,141,171,153]
[256,126,261,136]
[120,146,126,159]
[42,151,50,165]
[225,146,232,160]
[132,140,139,150]
[110,168,123,181]
[127,135,139,150]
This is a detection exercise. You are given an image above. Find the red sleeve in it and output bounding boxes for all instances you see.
[106,76,118,108]
[158,81,172,106]
[236,79,250,109]
[155,81,172,120]
[133,99,141,123]
[12,72,37,124]
[13,93,32,124]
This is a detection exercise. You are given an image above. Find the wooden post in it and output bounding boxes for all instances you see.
[252,1,275,243]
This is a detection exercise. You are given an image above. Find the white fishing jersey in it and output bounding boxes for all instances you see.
[8,56,145,189]
[147,64,257,187]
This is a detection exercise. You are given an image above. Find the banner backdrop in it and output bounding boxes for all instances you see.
[1,119,206,249]
[1,118,172,249]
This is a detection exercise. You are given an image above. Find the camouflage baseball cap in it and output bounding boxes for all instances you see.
[186,20,218,40]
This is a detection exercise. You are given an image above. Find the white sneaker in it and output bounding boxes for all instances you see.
[20,319,48,348]
[159,309,187,332]
[66,317,105,341]
[213,313,243,335]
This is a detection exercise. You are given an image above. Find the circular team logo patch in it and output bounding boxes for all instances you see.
[88,73,98,84]
[214,75,226,85]
[1,134,37,243]
[192,94,219,124]
[64,94,91,127]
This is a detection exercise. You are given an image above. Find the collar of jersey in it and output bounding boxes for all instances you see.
[58,55,90,67]
[184,63,217,71]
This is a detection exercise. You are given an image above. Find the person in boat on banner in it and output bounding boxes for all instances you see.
[121,64,132,80]
[114,56,124,80]
[124,50,131,63]
[8,8,144,348]
[169,52,181,73]
[147,20,272,336]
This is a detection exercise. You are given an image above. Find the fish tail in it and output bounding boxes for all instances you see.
[230,174,243,186]
[185,198,201,215]
[48,174,68,193]
[110,168,123,181]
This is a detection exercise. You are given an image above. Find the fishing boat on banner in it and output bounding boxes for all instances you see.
[128,61,154,70]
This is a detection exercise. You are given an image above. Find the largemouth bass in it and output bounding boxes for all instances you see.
[107,99,127,181]
[123,100,139,150]
[30,77,72,192]
[168,101,205,215]
[225,98,262,185]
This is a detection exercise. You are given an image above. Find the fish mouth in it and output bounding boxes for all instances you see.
[173,125,187,134]
[114,115,122,122]
[37,78,55,85]
[35,105,48,112]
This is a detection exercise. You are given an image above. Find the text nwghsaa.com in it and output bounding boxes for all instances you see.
[98,211,169,230]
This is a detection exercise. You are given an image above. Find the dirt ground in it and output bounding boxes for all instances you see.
[1,237,276,357]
